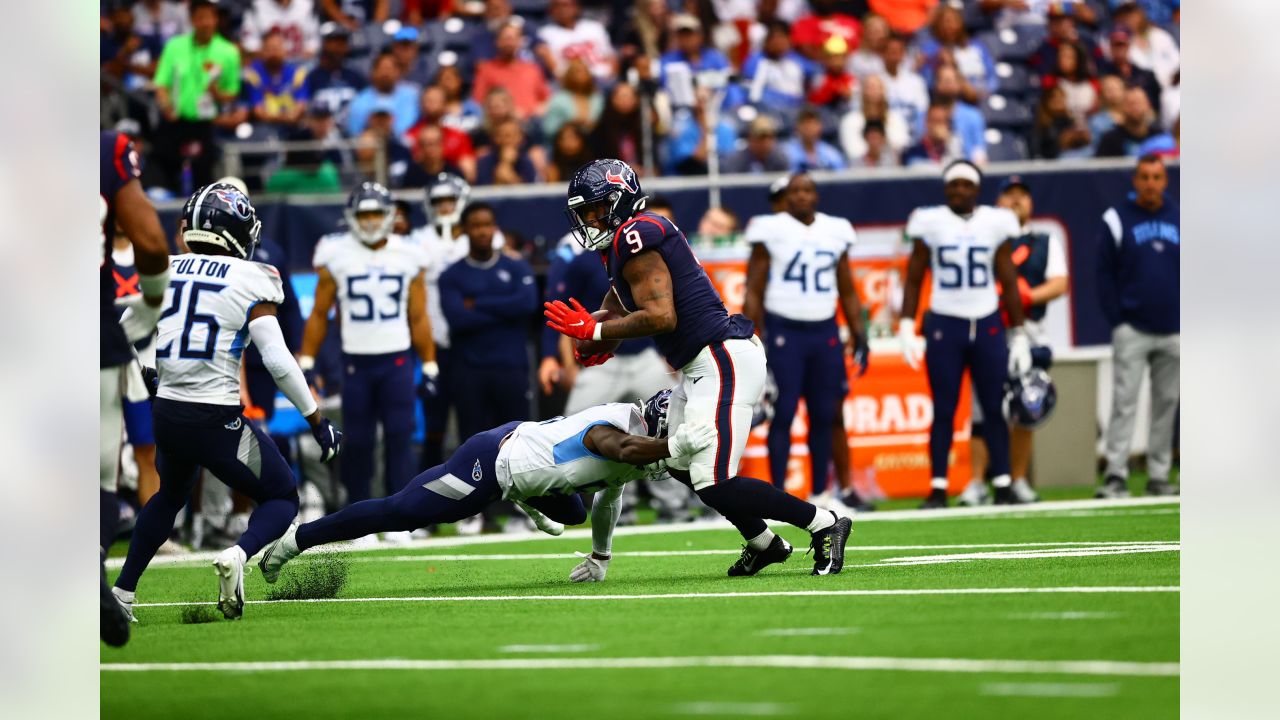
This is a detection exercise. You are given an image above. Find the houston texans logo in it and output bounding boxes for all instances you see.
[605,170,638,194]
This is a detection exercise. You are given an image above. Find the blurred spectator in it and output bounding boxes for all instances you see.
[743,21,817,115]
[476,119,539,185]
[306,24,366,122]
[880,34,929,142]
[535,0,618,83]
[785,107,848,172]
[667,93,737,176]
[1030,85,1091,159]
[1160,69,1179,132]
[399,0,456,24]
[1088,74,1126,144]
[390,27,434,88]
[840,73,911,160]
[1042,41,1098,122]
[722,116,790,174]
[243,29,311,127]
[931,64,988,164]
[660,14,734,109]
[616,0,671,75]
[902,103,963,166]
[469,0,533,66]
[848,119,899,167]
[473,87,547,174]
[807,36,857,113]
[402,125,467,187]
[1095,86,1163,157]
[1098,27,1160,113]
[132,0,191,44]
[588,83,650,171]
[151,0,241,192]
[403,85,479,181]
[546,123,595,183]
[435,66,484,134]
[319,0,390,31]
[474,22,553,121]
[790,0,862,62]
[346,52,421,137]
[356,106,414,185]
[981,0,1095,27]
[101,3,162,91]
[869,0,940,35]
[241,0,320,61]
[696,206,739,244]
[1029,5,1104,76]
[847,12,889,78]
[268,106,344,193]
[918,3,997,100]
[541,59,604,140]
[1120,0,1178,26]
[1110,1,1179,89]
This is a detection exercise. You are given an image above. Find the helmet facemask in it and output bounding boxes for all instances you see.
[346,206,394,245]
[566,193,623,251]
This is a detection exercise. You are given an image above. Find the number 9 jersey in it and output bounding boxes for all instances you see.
[906,205,1020,319]
[312,233,429,355]
[744,211,855,322]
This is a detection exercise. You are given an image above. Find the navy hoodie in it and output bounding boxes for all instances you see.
[1097,195,1180,334]
[439,253,538,368]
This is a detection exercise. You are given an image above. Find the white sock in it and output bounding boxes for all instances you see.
[1014,476,1029,486]
[747,529,776,551]
[806,509,836,533]
[931,477,949,490]
[991,474,1012,488]
[112,587,135,603]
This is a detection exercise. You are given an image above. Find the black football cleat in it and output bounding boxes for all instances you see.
[100,568,129,648]
[1145,479,1180,496]
[727,535,793,577]
[810,515,853,576]
[919,488,949,509]
[1095,474,1130,499]
[993,485,1023,505]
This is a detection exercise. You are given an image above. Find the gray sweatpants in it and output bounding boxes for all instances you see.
[1104,323,1180,481]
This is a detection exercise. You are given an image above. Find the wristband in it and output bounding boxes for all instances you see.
[592,323,603,341]
[298,355,316,371]
[899,318,916,335]
[139,266,171,301]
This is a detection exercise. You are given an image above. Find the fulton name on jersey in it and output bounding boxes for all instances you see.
[906,205,1020,320]
[744,211,856,322]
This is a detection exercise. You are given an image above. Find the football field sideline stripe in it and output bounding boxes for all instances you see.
[132,585,1179,608]
[99,654,1179,677]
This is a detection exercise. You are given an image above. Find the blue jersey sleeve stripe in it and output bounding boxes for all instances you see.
[550,421,613,465]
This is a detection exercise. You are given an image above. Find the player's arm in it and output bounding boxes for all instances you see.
[406,269,437,370]
[835,250,870,376]
[599,285,630,317]
[546,250,676,341]
[439,271,505,330]
[898,238,931,320]
[1030,275,1068,306]
[298,266,337,381]
[248,303,342,461]
[994,241,1026,328]
[470,264,539,317]
[742,243,770,332]
[114,177,172,341]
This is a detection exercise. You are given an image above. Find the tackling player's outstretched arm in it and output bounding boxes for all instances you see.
[743,243,770,332]
[298,266,338,381]
[406,270,437,368]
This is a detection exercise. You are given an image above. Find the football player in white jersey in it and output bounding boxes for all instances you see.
[744,173,871,516]
[898,161,1033,508]
[300,182,437,513]
[258,392,717,581]
[112,182,343,621]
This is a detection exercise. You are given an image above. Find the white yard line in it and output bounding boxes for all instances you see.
[1010,612,1123,621]
[496,644,600,654]
[980,681,1121,698]
[100,654,1179,678]
[868,544,1180,567]
[757,627,861,637]
[131,585,1178,609]
[671,701,793,716]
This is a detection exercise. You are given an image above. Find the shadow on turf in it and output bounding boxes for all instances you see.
[265,552,350,601]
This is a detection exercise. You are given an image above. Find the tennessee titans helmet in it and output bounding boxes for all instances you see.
[1005,368,1058,428]
[642,389,673,439]
[344,181,395,245]
[424,172,471,232]
[181,182,262,260]
[565,159,647,250]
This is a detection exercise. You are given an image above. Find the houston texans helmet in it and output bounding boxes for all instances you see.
[1005,368,1058,428]
[424,172,471,232]
[345,181,396,245]
[565,159,647,250]
[181,182,262,260]
[642,389,673,439]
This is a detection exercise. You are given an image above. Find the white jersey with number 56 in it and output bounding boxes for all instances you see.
[155,254,284,406]
[313,232,429,355]
[906,205,1020,319]
[744,211,855,322]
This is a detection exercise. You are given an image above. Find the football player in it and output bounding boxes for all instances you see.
[258,393,717,579]
[112,182,342,621]
[897,161,1033,509]
[300,182,437,516]
[545,159,854,577]
[100,130,170,647]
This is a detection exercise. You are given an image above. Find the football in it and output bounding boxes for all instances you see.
[573,309,622,358]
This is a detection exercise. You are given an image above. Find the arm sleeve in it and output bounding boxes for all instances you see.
[904,208,929,243]
[153,42,174,88]
[1045,232,1069,279]
[743,215,772,247]
[249,314,318,417]
[590,486,624,557]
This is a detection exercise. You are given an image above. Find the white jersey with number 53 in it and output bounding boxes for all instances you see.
[155,254,284,406]
[906,205,1020,319]
[313,233,429,355]
[744,211,855,322]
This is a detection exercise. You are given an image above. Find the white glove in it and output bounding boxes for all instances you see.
[1008,327,1032,377]
[421,361,439,379]
[569,551,609,582]
[516,501,564,536]
[667,422,718,459]
[118,301,163,343]
[898,318,922,370]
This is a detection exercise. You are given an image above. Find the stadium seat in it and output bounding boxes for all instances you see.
[981,93,1033,128]
[425,17,485,51]
[961,0,993,33]
[975,26,1046,62]
[994,62,1037,98]
[508,0,550,24]
[983,128,1029,163]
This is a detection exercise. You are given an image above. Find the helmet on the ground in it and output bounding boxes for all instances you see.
[565,159,647,250]
[345,181,395,245]
[642,389,673,439]
[1005,368,1058,428]
[424,172,471,231]
[182,182,262,260]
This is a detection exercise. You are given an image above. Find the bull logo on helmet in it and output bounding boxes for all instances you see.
[605,168,638,194]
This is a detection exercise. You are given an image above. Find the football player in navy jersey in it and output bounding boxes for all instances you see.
[99,130,171,646]
[545,159,854,577]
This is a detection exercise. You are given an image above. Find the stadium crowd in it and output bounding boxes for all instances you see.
[101,0,1180,197]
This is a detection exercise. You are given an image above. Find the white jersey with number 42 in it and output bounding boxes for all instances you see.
[313,233,429,355]
[906,205,1020,319]
[155,254,284,406]
[744,211,855,322]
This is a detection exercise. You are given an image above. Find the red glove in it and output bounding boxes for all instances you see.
[574,347,614,367]
[544,297,599,341]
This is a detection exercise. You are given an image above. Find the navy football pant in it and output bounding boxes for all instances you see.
[115,399,299,592]
[764,314,846,494]
[452,364,530,441]
[296,421,585,549]
[340,351,416,503]
[924,312,1010,480]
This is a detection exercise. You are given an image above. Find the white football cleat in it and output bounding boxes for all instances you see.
[455,515,483,536]
[258,525,300,584]
[349,534,380,549]
[1011,478,1040,503]
[213,545,247,620]
[111,586,138,623]
[381,531,413,545]
[825,494,858,519]
[956,479,991,507]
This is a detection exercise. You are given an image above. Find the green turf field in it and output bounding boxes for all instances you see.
[102,498,1179,719]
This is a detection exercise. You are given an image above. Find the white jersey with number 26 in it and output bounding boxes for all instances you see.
[313,233,429,355]
[155,254,284,406]
[906,205,1020,319]
[745,211,855,322]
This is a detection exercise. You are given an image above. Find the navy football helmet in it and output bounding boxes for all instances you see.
[642,389,673,439]
[424,172,471,233]
[181,182,261,260]
[1005,368,1058,428]
[344,181,395,245]
[565,159,647,250]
